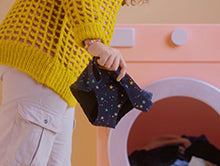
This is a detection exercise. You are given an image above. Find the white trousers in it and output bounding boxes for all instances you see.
[0,65,75,166]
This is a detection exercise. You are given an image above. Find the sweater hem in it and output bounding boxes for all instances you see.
[0,40,78,107]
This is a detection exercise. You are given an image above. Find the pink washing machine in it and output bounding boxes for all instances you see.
[97,24,220,166]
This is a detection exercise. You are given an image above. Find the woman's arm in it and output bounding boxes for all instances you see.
[61,0,123,46]
[62,0,126,80]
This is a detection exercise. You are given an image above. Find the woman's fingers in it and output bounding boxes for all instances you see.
[111,55,120,71]
[117,58,127,81]
[103,53,116,70]
[96,51,108,66]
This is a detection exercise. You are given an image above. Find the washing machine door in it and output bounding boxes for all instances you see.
[108,77,220,166]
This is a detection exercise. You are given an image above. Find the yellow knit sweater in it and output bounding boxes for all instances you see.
[0,0,122,107]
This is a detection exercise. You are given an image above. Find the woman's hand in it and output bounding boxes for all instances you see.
[86,41,127,81]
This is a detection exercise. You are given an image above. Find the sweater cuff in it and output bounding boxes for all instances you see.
[73,23,107,47]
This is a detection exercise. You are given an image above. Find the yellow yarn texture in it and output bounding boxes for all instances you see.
[0,0,122,106]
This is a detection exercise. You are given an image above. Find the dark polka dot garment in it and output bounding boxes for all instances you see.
[71,58,153,128]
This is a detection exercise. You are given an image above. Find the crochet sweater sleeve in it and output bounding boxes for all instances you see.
[62,0,123,46]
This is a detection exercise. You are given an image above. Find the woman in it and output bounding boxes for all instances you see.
[0,0,147,165]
